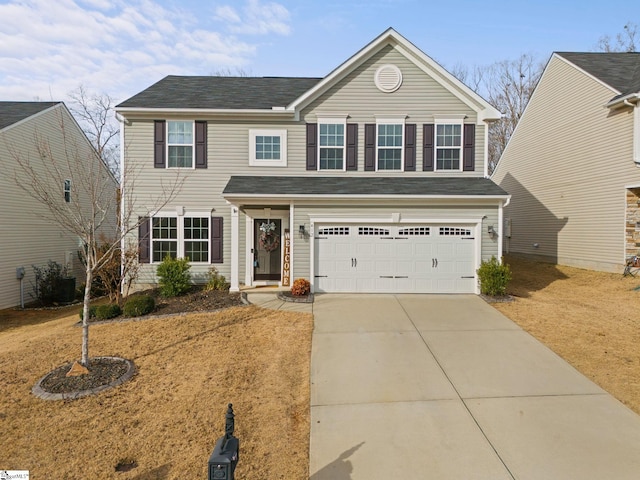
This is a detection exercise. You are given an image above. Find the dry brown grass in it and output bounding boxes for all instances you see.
[0,305,313,479]
[494,255,640,414]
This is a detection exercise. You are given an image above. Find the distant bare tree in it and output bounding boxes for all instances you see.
[451,54,543,174]
[211,67,253,77]
[596,21,638,52]
[67,85,120,177]
[10,105,184,368]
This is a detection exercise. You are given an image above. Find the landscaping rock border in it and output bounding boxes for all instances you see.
[32,356,136,401]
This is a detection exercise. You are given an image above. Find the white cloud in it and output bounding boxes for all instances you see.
[0,0,281,103]
[215,0,291,36]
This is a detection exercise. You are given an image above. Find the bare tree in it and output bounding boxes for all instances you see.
[11,104,184,368]
[67,85,120,177]
[596,21,638,52]
[450,54,543,174]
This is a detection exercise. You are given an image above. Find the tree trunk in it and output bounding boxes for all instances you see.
[81,266,92,367]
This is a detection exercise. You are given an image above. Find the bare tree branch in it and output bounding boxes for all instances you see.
[596,21,638,52]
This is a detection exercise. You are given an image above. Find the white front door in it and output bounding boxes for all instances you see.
[314,224,476,293]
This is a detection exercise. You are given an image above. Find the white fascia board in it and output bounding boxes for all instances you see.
[554,53,622,96]
[0,102,62,134]
[223,193,510,202]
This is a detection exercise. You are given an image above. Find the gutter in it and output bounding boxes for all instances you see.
[114,107,296,117]
[605,92,640,109]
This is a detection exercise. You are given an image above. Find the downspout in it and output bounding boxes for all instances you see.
[116,112,126,297]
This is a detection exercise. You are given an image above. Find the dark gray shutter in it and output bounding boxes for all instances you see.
[404,124,416,171]
[346,123,358,171]
[154,120,166,168]
[463,124,475,171]
[211,217,223,263]
[139,217,150,264]
[306,123,317,170]
[195,121,207,169]
[364,124,376,171]
[423,124,434,171]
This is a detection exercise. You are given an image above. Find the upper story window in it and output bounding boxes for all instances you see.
[249,129,287,167]
[63,179,71,203]
[319,122,345,170]
[167,121,194,168]
[435,124,462,170]
[377,121,404,171]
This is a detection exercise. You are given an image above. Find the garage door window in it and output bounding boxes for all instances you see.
[359,227,390,235]
[439,227,472,236]
[318,227,350,235]
[398,227,431,236]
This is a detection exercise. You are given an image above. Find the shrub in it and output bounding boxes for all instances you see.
[477,256,512,296]
[291,278,311,296]
[32,260,71,305]
[123,295,155,317]
[205,267,229,291]
[79,305,98,320]
[156,256,192,297]
[94,303,122,320]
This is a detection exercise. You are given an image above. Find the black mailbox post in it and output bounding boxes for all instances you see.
[208,404,239,480]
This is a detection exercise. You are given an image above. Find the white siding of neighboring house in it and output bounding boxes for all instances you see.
[122,43,495,288]
[0,105,118,309]
[492,55,639,272]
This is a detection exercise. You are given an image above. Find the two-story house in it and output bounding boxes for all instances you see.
[116,28,508,294]
[492,52,640,272]
[0,101,119,309]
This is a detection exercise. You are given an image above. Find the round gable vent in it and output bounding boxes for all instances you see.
[375,64,403,93]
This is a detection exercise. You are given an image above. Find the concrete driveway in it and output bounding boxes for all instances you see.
[309,294,640,480]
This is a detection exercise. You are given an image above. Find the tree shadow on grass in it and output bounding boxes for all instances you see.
[310,442,364,480]
[129,463,172,480]
[503,254,569,299]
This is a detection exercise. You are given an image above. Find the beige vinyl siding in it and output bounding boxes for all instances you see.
[0,105,118,309]
[493,55,639,272]
[302,45,486,176]
[291,204,500,282]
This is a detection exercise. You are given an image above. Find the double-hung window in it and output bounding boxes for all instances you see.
[435,117,464,171]
[167,121,194,168]
[151,215,210,263]
[63,179,71,203]
[377,119,404,171]
[318,120,346,170]
[249,129,287,167]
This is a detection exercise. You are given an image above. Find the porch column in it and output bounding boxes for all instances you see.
[230,204,240,292]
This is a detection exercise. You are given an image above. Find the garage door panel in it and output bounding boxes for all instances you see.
[315,224,477,294]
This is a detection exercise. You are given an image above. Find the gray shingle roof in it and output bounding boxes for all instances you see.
[117,76,323,110]
[556,52,640,97]
[223,176,508,197]
[0,101,60,131]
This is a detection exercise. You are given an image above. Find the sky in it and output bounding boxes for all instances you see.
[0,0,638,105]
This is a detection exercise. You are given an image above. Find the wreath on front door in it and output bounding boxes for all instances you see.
[259,221,280,253]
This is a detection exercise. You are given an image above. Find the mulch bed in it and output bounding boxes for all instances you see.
[39,357,131,394]
[144,286,244,316]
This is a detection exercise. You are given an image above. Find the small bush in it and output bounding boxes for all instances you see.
[156,256,191,297]
[205,267,229,291]
[79,305,98,320]
[477,256,512,296]
[291,278,311,296]
[94,303,122,320]
[123,295,155,317]
[32,260,72,305]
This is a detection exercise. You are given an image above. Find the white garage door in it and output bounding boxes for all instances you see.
[314,225,476,293]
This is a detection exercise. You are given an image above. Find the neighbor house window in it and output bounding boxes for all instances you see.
[167,121,194,168]
[319,122,345,170]
[249,129,287,167]
[151,215,210,263]
[435,120,463,171]
[377,122,404,170]
[63,179,71,203]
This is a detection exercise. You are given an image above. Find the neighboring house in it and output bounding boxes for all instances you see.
[116,28,509,294]
[492,52,640,273]
[0,101,119,309]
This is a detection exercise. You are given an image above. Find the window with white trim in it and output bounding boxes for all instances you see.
[152,215,210,263]
[63,179,71,203]
[435,123,462,171]
[377,121,404,170]
[319,122,345,170]
[167,121,194,168]
[249,129,287,166]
